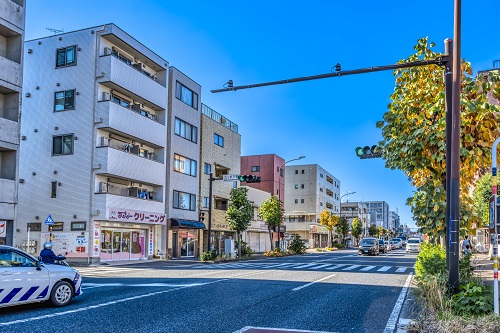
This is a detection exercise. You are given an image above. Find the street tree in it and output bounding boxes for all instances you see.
[472,173,492,228]
[226,187,254,257]
[376,37,500,237]
[258,195,283,250]
[319,210,336,246]
[337,217,350,245]
[377,226,384,239]
[368,224,377,237]
[351,218,363,245]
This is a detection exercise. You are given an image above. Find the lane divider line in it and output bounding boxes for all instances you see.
[292,273,337,291]
[383,273,413,333]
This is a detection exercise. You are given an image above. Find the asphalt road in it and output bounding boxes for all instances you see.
[0,249,416,333]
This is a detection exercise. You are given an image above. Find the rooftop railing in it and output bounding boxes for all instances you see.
[201,103,238,134]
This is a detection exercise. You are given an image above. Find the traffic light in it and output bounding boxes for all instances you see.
[355,145,382,159]
[237,175,262,183]
[199,212,205,222]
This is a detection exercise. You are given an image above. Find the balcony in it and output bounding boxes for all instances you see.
[97,55,167,111]
[0,178,16,204]
[0,56,21,88]
[0,0,24,31]
[95,147,165,186]
[0,117,18,145]
[94,193,164,215]
[97,100,165,147]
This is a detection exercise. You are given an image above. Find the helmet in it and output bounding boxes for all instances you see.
[44,242,53,249]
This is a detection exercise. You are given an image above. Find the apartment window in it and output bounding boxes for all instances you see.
[301,170,305,174]
[251,166,260,172]
[204,163,211,175]
[233,181,238,189]
[276,167,279,172]
[173,190,196,211]
[71,222,86,231]
[301,199,304,203]
[295,199,298,204]
[214,133,224,147]
[174,154,197,177]
[52,134,74,155]
[320,202,323,206]
[175,118,198,143]
[295,184,298,189]
[52,222,64,231]
[280,169,283,177]
[320,173,324,178]
[202,197,209,208]
[54,90,75,111]
[295,170,298,174]
[56,46,77,68]
[320,188,323,192]
[215,199,228,211]
[301,184,305,189]
[111,94,131,109]
[175,81,198,109]
[51,181,57,198]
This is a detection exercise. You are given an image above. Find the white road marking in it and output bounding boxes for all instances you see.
[359,266,376,271]
[325,264,347,270]
[342,265,361,271]
[292,263,317,269]
[82,282,204,289]
[377,266,392,272]
[309,264,332,270]
[395,267,409,273]
[232,326,339,333]
[292,273,337,291]
[384,273,413,333]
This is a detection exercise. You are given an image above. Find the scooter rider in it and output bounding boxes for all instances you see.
[40,242,66,264]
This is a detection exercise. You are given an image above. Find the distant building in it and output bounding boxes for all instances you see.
[364,201,389,229]
[284,164,340,248]
[242,186,273,253]
[240,154,285,198]
[0,0,25,247]
[389,210,400,231]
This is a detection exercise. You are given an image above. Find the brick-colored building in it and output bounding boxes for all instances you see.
[240,154,285,199]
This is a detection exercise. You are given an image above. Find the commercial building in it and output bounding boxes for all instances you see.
[364,201,389,229]
[198,103,240,255]
[240,154,285,198]
[242,186,273,253]
[17,24,169,263]
[284,164,340,248]
[0,0,25,247]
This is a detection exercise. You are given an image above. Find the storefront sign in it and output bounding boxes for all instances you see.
[149,226,153,256]
[108,208,166,225]
[0,221,6,237]
[309,224,328,234]
[41,232,89,257]
[93,222,101,256]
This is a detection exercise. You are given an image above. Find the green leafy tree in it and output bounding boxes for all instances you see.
[351,218,363,245]
[376,37,500,237]
[368,224,377,237]
[337,217,350,245]
[258,195,283,250]
[472,173,492,228]
[226,187,254,257]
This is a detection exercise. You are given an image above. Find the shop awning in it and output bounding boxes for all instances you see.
[170,219,206,229]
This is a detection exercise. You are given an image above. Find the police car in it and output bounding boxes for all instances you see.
[0,245,82,308]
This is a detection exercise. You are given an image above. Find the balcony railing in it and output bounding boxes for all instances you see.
[98,136,161,163]
[109,51,161,85]
[97,181,160,201]
[201,104,238,134]
[103,93,159,123]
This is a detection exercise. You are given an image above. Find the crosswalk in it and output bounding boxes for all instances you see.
[75,266,148,278]
[193,261,413,274]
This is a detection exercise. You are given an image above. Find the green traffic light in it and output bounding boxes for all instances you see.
[237,175,245,181]
[355,147,364,156]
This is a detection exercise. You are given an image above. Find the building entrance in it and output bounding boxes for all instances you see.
[101,229,146,261]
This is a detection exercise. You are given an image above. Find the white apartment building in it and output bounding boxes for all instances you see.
[0,0,25,247]
[198,103,240,255]
[389,210,400,231]
[17,24,169,263]
[365,201,390,229]
[243,186,272,253]
[284,164,340,248]
[166,67,202,258]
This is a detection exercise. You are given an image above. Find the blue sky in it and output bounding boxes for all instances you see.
[25,0,500,229]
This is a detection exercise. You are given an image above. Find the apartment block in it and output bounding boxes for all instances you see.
[17,24,169,262]
[198,103,240,255]
[166,67,202,258]
[364,201,390,229]
[284,164,340,248]
[0,0,25,246]
[389,210,400,231]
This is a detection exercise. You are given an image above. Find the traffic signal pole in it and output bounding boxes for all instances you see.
[491,137,500,315]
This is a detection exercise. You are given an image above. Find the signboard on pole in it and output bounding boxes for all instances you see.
[222,174,239,182]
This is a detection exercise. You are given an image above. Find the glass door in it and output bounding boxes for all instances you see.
[130,231,143,259]
[122,232,131,260]
[101,230,112,260]
[112,231,122,260]
[180,230,195,257]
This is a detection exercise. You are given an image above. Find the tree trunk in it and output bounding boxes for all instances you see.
[268,226,274,250]
[237,232,242,257]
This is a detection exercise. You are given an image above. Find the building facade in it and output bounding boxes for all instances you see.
[0,0,25,246]
[284,164,340,248]
[364,201,389,229]
[165,67,202,258]
[17,24,169,262]
[389,210,400,231]
[198,103,240,255]
[242,186,272,253]
[240,154,285,198]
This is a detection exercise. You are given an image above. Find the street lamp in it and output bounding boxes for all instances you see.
[277,155,305,249]
[339,191,356,246]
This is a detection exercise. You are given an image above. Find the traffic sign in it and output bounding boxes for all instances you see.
[45,215,54,225]
[222,174,240,182]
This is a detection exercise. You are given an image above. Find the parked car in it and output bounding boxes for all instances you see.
[358,237,380,256]
[406,238,422,253]
[392,238,403,249]
[378,239,387,253]
[0,245,83,309]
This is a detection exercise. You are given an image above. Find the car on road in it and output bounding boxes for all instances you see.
[384,240,392,252]
[378,239,387,253]
[358,237,380,256]
[389,241,397,250]
[406,238,422,253]
[0,245,83,309]
[392,238,403,249]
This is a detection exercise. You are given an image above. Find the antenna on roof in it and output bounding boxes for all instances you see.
[46,27,64,35]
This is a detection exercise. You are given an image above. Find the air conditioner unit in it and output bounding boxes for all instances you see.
[100,136,109,147]
[104,47,112,56]
[102,92,111,101]
[99,182,108,193]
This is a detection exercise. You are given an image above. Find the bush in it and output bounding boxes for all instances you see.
[235,240,253,257]
[199,250,217,262]
[415,242,447,278]
[332,242,345,249]
[453,281,493,316]
[264,248,287,257]
[288,234,307,254]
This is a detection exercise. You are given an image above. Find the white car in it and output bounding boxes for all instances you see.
[0,245,83,308]
[406,238,422,253]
